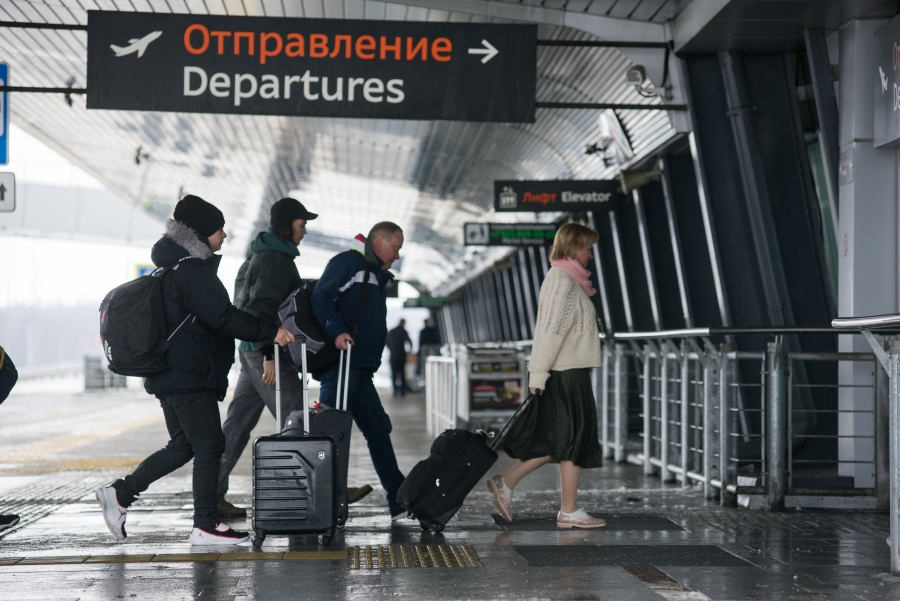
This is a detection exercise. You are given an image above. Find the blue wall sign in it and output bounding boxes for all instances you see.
[0,64,8,165]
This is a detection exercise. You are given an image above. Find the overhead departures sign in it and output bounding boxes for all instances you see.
[874,14,900,147]
[86,11,537,122]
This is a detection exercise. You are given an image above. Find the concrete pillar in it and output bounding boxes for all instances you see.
[838,19,897,489]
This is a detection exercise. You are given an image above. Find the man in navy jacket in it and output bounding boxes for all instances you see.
[312,222,406,519]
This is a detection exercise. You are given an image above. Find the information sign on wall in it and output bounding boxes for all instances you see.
[874,15,900,147]
[494,180,624,213]
[0,63,8,165]
[87,11,536,122]
[464,222,556,246]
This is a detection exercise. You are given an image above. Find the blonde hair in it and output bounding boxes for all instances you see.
[550,223,599,261]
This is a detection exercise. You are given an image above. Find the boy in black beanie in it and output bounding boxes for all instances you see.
[96,195,295,545]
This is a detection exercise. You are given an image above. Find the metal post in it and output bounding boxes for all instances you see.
[660,352,672,481]
[703,351,720,500]
[642,346,655,475]
[876,341,890,512]
[720,343,737,507]
[680,341,691,487]
[889,340,900,575]
[601,343,612,459]
[766,340,786,511]
[614,344,627,463]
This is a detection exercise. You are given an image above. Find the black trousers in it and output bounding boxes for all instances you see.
[113,391,225,529]
[390,359,406,397]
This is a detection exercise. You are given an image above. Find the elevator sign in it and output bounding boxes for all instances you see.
[875,15,900,147]
[86,11,536,123]
[494,180,624,213]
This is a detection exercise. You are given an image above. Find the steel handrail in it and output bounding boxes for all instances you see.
[832,314,900,329]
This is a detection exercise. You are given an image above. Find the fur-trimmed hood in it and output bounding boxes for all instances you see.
[150,219,214,267]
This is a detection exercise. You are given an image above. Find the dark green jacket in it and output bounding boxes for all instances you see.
[234,228,303,357]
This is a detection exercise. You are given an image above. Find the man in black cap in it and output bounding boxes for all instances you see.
[215,198,373,516]
[96,195,295,546]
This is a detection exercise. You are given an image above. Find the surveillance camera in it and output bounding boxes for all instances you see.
[624,64,671,100]
[625,65,646,87]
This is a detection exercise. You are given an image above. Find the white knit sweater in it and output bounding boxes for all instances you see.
[528,267,603,390]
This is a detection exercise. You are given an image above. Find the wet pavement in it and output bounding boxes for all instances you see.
[1,384,899,600]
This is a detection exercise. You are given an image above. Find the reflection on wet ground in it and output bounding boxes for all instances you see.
[0,388,898,600]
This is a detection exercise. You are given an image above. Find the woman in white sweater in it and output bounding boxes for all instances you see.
[486,223,605,528]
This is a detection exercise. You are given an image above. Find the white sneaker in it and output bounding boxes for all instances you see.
[95,486,127,541]
[188,523,251,546]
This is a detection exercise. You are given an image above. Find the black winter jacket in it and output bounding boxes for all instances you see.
[144,220,279,397]
[234,228,303,359]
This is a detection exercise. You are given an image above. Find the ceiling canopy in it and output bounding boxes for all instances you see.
[1,0,677,291]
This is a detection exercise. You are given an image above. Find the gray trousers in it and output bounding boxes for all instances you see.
[216,351,303,500]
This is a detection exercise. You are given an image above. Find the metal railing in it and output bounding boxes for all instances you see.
[598,327,890,511]
[424,357,458,437]
[832,314,900,575]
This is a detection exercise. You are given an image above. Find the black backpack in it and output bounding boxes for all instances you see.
[278,265,370,379]
[99,258,193,376]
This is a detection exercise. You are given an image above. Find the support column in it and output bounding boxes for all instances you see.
[838,19,896,489]
[766,340,787,511]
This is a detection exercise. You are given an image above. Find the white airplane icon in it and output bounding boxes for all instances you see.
[881,66,889,94]
[110,31,163,58]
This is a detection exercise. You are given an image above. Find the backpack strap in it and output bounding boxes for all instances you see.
[151,256,197,346]
[151,256,194,277]
[347,263,372,339]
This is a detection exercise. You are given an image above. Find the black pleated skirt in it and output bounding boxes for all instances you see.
[501,368,602,469]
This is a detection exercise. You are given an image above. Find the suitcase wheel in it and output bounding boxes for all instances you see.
[252,532,265,549]
[431,523,444,534]
[318,534,332,547]
[419,520,430,531]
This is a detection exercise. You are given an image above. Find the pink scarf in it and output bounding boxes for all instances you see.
[551,258,597,297]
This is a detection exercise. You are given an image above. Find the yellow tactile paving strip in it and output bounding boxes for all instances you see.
[0,412,162,473]
[347,545,483,569]
[0,551,349,566]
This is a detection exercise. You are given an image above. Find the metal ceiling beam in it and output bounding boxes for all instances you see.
[384,0,666,43]
[0,21,86,30]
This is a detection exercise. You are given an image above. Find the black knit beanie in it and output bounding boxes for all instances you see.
[270,198,317,235]
[174,195,225,237]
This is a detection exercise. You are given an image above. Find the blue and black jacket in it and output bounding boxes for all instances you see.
[312,235,393,371]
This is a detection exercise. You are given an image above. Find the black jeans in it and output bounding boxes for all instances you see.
[319,365,405,514]
[390,359,406,397]
[113,391,225,529]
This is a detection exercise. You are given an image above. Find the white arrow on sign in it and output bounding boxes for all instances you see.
[468,39,498,64]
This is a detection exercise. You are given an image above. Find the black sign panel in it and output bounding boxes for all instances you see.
[494,180,623,213]
[86,11,536,122]
[875,15,900,147]
[464,222,557,246]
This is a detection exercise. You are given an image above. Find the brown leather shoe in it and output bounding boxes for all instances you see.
[217,499,247,518]
[347,485,373,505]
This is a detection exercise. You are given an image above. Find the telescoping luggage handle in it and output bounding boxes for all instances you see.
[334,341,352,412]
[487,393,535,451]
[274,335,310,434]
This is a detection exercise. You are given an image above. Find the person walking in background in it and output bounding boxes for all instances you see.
[386,319,412,397]
[416,318,441,376]
[95,195,295,546]
[312,223,407,521]
[486,223,606,529]
[0,346,20,533]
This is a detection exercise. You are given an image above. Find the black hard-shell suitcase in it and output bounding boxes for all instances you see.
[283,342,354,528]
[251,340,337,548]
[397,394,534,533]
